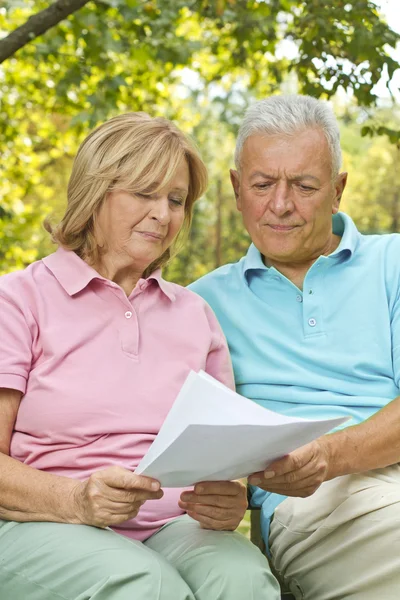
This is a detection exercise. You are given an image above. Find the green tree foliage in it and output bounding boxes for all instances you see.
[341,107,400,233]
[0,0,399,277]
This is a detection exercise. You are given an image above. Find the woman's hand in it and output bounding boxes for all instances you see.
[179,480,247,531]
[71,466,163,528]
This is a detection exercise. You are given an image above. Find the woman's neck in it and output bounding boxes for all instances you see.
[87,254,144,297]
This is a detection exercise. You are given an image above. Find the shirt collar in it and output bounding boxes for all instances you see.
[330,211,359,258]
[242,211,360,279]
[42,247,176,301]
[147,269,176,302]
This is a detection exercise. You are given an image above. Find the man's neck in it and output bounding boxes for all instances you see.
[263,234,342,290]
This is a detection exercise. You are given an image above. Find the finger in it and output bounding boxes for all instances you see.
[255,470,325,494]
[180,493,239,508]
[194,480,245,496]
[102,485,164,503]
[102,508,143,527]
[187,511,236,531]
[100,467,161,492]
[248,448,316,485]
[89,502,144,528]
[251,460,323,487]
[266,445,317,476]
[182,503,234,521]
[98,499,145,515]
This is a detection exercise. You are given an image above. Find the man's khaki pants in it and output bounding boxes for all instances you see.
[269,465,400,599]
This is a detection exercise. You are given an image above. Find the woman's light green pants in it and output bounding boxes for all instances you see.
[0,514,280,600]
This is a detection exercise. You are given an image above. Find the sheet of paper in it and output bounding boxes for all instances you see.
[135,370,348,487]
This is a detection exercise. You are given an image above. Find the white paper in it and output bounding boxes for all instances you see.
[135,370,348,487]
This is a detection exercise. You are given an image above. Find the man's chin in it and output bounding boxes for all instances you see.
[261,246,304,266]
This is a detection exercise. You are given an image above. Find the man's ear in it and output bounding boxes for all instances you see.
[332,172,348,214]
[230,169,241,210]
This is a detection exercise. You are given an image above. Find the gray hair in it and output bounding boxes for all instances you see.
[234,95,342,176]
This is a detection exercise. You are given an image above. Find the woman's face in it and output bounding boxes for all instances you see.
[96,157,190,273]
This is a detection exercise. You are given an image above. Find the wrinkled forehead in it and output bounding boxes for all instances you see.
[239,129,332,177]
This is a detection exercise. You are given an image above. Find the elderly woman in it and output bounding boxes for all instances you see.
[0,113,280,600]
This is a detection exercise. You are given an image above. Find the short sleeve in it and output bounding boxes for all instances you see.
[203,302,235,391]
[0,294,34,393]
[391,293,400,389]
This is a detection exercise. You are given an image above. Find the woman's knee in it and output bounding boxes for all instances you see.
[0,522,194,600]
[62,530,195,600]
[170,529,281,600]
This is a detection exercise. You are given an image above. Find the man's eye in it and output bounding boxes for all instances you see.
[254,183,272,190]
[299,185,315,192]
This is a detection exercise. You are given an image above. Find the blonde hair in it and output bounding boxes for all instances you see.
[46,112,208,276]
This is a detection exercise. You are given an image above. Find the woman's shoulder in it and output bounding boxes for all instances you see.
[164,280,207,304]
[0,260,45,304]
[161,279,217,314]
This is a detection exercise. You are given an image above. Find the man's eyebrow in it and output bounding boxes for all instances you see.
[249,171,277,182]
[290,174,321,184]
[249,172,321,185]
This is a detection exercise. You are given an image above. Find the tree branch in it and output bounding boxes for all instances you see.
[0,0,91,64]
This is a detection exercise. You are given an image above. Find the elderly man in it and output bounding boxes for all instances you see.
[189,95,400,599]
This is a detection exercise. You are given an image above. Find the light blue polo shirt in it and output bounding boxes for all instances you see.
[189,212,400,547]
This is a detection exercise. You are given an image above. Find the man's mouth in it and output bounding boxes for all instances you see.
[267,224,298,231]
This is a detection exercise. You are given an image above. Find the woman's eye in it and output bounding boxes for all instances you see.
[169,198,184,206]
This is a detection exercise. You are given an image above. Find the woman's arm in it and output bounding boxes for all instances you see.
[0,388,163,526]
[0,387,81,523]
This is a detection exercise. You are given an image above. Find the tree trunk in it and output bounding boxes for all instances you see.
[215,179,223,268]
[0,0,91,64]
[390,192,400,233]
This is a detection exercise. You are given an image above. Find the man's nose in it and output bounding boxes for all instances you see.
[269,182,294,216]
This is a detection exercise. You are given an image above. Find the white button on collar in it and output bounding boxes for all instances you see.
[296,295,303,303]
[308,318,317,327]
[125,311,133,319]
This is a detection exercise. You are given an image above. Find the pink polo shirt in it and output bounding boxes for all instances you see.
[0,247,234,541]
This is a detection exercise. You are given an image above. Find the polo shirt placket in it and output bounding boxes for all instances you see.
[105,282,142,359]
[302,261,326,338]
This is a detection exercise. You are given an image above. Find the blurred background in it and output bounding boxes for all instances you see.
[0,0,399,283]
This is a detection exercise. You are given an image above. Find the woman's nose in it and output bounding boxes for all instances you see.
[150,198,170,224]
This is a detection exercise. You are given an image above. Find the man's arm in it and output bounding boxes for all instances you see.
[248,395,400,497]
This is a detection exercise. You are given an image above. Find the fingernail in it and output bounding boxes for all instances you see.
[151,481,160,491]
[249,477,261,485]
[195,485,204,494]
[263,471,275,479]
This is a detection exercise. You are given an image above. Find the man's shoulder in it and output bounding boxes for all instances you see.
[358,231,400,264]
[188,261,243,300]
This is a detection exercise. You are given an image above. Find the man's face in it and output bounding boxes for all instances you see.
[231,129,347,266]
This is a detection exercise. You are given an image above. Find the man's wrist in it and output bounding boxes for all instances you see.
[320,429,352,481]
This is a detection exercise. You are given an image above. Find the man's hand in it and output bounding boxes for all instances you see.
[179,480,247,531]
[71,466,163,528]
[248,438,331,498]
